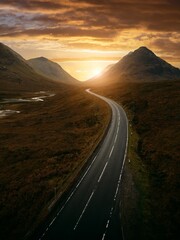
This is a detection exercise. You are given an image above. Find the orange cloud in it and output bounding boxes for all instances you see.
[0,0,179,74]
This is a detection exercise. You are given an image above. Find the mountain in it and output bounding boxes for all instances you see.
[90,46,180,84]
[28,57,79,85]
[101,63,114,74]
[0,43,66,92]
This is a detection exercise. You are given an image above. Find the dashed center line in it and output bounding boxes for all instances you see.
[102,233,106,240]
[109,145,114,158]
[114,133,118,143]
[39,94,128,240]
[75,155,97,189]
[38,155,98,240]
[74,190,95,230]
[98,161,108,183]
[106,220,110,229]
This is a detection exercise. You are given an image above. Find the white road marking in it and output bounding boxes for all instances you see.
[102,233,106,240]
[113,109,129,202]
[49,217,56,227]
[114,130,118,142]
[101,215,112,240]
[100,107,128,240]
[57,155,98,215]
[75,155,97,189]
[114,124,119,144]
[98,161,108,183]
[109,145,114,158]
[110,206,114,216]
[39,155,98,239]
[39,94,128,240]
[74,191,95,230]
[114,188,118,200]
[106,220,110,229]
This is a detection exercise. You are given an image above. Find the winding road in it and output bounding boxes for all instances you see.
[37,89,128,240]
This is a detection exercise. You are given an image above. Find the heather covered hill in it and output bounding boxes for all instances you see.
[28,57,79,85]
[90,79,179,240]
[0,86,110,240]
[0,43,60,91]
[90,47,180,84]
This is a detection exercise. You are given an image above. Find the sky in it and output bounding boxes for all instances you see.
[0,0,180,81]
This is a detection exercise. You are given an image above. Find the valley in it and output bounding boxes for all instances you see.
[89,79,179,240]
[0,41,179,240]
[0,87,110,240]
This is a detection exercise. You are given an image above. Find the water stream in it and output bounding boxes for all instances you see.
[0,92,55,118]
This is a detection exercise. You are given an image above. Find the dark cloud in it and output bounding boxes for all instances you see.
[152,38,180,57]
[0,0,179,36]
[0,0,179,66]
[71,0,180,32]
[0,24,18,35]
[0,25,117,39]
[0,0,67,10]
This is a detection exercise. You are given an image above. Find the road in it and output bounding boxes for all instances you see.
[37,89,128,240]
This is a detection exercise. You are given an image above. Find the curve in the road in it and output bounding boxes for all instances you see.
[36,89,128,240]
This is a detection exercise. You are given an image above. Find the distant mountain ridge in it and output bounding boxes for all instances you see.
[90,46,180,84]
[0,42,80,91]
[0,43,60,91]
[28,57,79,85]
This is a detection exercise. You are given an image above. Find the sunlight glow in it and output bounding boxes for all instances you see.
[59,60,117,81]
[92,68,102,77]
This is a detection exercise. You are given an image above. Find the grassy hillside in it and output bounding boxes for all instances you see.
[89,80,179,240]
[88,47,180,86]
[0,87,110,240]
[0,42,60,92]
[28,57,79,86]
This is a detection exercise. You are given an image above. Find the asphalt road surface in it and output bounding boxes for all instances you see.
[37,89,128,240]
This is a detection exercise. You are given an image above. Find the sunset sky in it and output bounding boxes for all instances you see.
[0,0,180,81]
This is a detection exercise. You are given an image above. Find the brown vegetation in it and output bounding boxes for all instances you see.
[0,87,110,240]
[90,80,180,240]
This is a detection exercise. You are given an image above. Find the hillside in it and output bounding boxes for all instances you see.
[0,42,111,240]
[28,57,79,85]
[89,79,179,240]
[0,86,110,240]
[0,43,60,91]
[90,47,180,84]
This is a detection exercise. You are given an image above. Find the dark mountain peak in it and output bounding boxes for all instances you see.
[28,57,79,85]
[133,46,155,58]
[0,42,8,50]
[136,46,153,53]
[115,46,180,79]
[37,56,48,61]
[0,42,17,56]
[129,46,156,59]
[0,42,5,48]
[0,42,29,67]
[93,46,180,83]
[0,42,59,91]
[29,57,61,68]
[118,46,162,69]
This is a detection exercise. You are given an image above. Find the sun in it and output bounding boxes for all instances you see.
[92,68,102,77]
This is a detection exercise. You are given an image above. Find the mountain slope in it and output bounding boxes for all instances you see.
[92,79,180,240]
[90,47,180,84]
[0,43,60,91]
[28,57,79,85]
